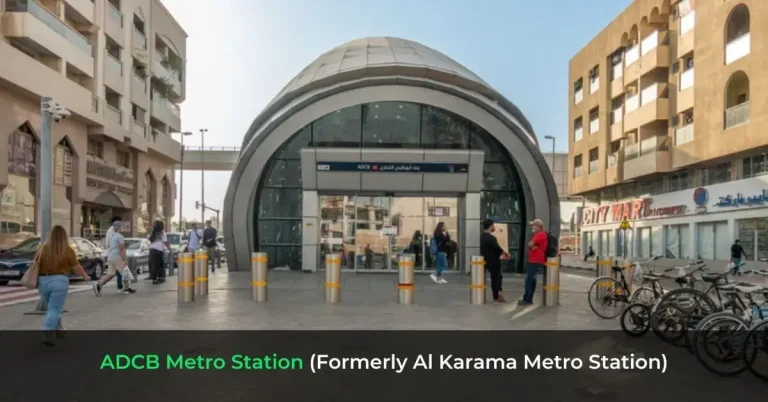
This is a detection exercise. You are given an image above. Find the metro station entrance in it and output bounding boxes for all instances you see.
[318,195,461,273]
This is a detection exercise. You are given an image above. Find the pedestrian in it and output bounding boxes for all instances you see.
[35,225,90,345]
[481,219,511,303]
[730,239,746,275]
[584,245,595,262]
[104,216,123,290]
[410,231,422,266]
[430,222,450,284]
[520,218,548,306]
[93,219,136,296]
[148,220,171,284]
[202,220,218,273]
[186,223,201,253]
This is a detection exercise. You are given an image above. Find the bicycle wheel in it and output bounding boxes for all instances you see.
[653,302,688,346]
[588,277,629,319]
[620,303,650,337]
[743,319,768,381]
[629,286,658,306]
[693,312,750,376]
[651,288,717,341]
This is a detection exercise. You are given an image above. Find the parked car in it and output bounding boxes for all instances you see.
[125,238,150,274]
[166,232,184,266]
[0,237,105,285]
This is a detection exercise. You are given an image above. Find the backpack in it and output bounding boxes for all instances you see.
[428,238,438,256]
[545,232,559,258]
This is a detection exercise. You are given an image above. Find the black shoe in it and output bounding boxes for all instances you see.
[517,300,532,306]
[152,280,162,285]
[123,288,137,294]
[116,283,124,290]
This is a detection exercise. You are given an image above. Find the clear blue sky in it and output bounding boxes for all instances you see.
[164,0,632,221]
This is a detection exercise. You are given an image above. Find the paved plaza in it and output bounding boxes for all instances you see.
[0,268,614,330]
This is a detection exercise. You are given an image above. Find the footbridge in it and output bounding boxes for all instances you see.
[177,146,240,171]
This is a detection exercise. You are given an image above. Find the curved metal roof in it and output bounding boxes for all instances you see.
[241,37,537,147]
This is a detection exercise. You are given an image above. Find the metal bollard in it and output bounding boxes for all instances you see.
[595,257,611,300]
[397,254,415,304]
[543,256,561,306]
[469,255,486,305]
[194,250,209,297]
[622,258,633,294]
[166,251,175,276]
[177,252,194,302]
[251,252,268,303]
[325,253,341,303]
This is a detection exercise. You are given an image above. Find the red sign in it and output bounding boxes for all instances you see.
[582,198,686,225]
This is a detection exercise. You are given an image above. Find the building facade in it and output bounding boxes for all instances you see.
[224,37,560,274]
[0,0,186,248]
[569,0,768,266]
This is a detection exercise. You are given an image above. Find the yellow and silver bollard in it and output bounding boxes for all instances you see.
[194,250,209,297]
[622,258,633,294]
[325,253,341,303]
[595,257,611,300]
[251,252,268,303]
[469,255,486,305]
[397,254,415,305]
[543,256,561,306]
[177,252,194,302]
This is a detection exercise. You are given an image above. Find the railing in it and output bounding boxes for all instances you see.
[680,11,695,36]
[589,160,599,174]
[132,72,146,92]
[132,120,146,137]
[574,126,583,142]
[640,83,658,106]
[152,90,181,118]
[590,77,599,94]
[589,117,599,134]
[679,68,694,91]
[725,33,750,65]
[105,52,122,76]
[608,153,619,168]
[625,94,639,113]
[640,136,670,156]
[612,107,623,124]
[574,166,583,178]
[6,0,93,55]
[574,88,583,105]
[133,28,147,49]
[625,45,640,66]
[612,63,623,80]
[184,146,241,152]
[641,30,659,56]
[107,2,122,27]
[725,102,750,129]
[675,123,694,145]
[624,143,640,160]
[105,104,122,125]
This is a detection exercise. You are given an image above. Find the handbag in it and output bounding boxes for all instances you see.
[20,252,41,289]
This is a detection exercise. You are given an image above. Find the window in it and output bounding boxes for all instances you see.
[589,66,599,94]
[696,162,731,186]
[421,106,469,149]
[574,155,583,178]
[312,105,361,147]
[667,171,690,192]
[599,230,613,257]
[665,224,690,259]
[589,107,599,134]
[639,178,663,195]
[362,102,420,148]
[697,221,729,260]
[638,227,651,258]
[742,154,767,178]
[574,117,584,141]
[736,218,768,261]
[651,226,663,257]
[574,78,583,92]
[116,150,131,169]
[87,140,104,159]
[588,148,599,174]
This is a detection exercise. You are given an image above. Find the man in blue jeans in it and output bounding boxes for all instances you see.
[430,222,450,284]
[520,218,548,306]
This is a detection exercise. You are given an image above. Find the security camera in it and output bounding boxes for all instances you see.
[53,108,71,122]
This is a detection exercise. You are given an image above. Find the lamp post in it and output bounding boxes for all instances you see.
[199,128,208,225]
[177,131,192,231]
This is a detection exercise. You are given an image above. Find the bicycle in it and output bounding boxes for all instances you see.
[588,256,660,319]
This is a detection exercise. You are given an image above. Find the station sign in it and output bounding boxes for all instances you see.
[316,162,469,173]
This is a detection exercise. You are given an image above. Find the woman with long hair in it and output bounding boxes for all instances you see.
[36,225,90,345]
[430,222,450,284]
[148,220,171,284]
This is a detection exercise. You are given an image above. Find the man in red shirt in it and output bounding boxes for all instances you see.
[520,218,548,306]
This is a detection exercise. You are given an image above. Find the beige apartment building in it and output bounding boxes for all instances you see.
[569,0,768,264]
[0,0,186,247]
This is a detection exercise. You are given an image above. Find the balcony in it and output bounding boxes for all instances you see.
[104,53,124,93]
[589,77,599,94]
[152,51,182,97]
[574,126,583,142]
[133,28,147,49]
[624,45,640,67]
[610,113,624,142]
[606,151,623,185]
[624,84,669,131]
[611,67,623,96]
[3,0,94,75]
[589,117,599,134]
[588,159,599,174]
[574,88,583,105]
[85,154,135,208]
[149,129,182,162]
[131,120,146,138]
[151,90,181,129]
[66,0,95,25]
[678,11,695,58]
[623,136,671,180]
[675,123,694,146]
[625,94,639,114]
[679,68,694,91]
[105,2,124,46]
[677,72,694,114]
[725,33,750,65]
[105,104,122,127]
[725,102,750,129]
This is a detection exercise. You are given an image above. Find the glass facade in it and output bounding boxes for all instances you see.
[736,218,768,261]
[254,102,526,272]
[0,126,37,249]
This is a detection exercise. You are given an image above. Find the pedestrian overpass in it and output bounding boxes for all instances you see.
[176,146,240,171]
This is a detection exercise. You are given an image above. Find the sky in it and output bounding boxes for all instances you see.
[166,0,633,222]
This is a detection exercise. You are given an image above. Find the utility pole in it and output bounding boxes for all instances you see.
[199,128,208,226]
[177,131,192,232]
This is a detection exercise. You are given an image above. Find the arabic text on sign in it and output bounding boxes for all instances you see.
[715,190,768,207]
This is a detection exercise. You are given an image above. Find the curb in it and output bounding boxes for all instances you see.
[561,264,596,272]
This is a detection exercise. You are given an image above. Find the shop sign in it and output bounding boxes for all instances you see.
[714,189,768,208]
[582,198,687,225]
[316,162,469,173]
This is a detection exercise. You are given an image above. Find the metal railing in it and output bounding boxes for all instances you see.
[184,146,241,152]
[105,52,122,76]
[107,2,122,27]
[725,101,750,129]
[675,123,694,145]
[133,28,147,49]
[624,143,640,160]
[679,68,694,91]
[6,0,93,55]
[105,104,122,125]
[725,33,750,65]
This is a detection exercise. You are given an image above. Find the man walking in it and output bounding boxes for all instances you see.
[186,223,201,253]
[104,216,123,290]
[520,218,548,306]
[202,220,218,272]
[94,219,136,296]
[480,219,510,303]
[731,239,746,275]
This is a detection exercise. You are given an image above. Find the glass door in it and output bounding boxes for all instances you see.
[353,196,392,271]
[423,197,460,272]
[390,197,426,271]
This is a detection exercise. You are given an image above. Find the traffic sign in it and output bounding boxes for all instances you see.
[619,218,632,230]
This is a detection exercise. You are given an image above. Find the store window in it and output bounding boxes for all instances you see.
[742,154,767,179]
[638,226,664,258]
[598,230,613,257]
[696,221,729,260]
[584,231,595,253]
[697,162,731,186]
[667,171,690,192]
[736,218,768,261]
[651,226,663,257]
[665,224,690,259]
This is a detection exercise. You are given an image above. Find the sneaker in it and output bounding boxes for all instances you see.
[92,283,101,297]
[123,288,137,294]
[497,295,507,303]
[438,278,448,284]
[152,280,162,285]
[517,300,532,306]
[430,274,439,283]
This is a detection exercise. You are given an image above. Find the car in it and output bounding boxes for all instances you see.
[125,238,150,274]
[166,232,184,266]
[0,237,105,285]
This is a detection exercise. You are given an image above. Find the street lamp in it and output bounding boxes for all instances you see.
[39,97,71,241]
[199,128,208,225]
[177,131,193,231]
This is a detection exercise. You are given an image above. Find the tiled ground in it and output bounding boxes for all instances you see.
[0,267,615,330]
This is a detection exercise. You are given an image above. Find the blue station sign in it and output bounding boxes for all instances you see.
[316,162,469,173]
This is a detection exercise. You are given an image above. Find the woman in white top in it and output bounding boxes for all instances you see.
[148,220,171,284]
